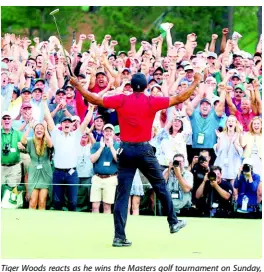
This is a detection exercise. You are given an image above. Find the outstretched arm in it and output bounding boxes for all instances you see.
[70,77,104,107]
[79,104,95,134]
[169,73,202,107]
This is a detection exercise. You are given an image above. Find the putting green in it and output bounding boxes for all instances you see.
[1,209,262,259]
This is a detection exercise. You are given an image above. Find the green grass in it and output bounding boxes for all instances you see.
[1,209,262,259]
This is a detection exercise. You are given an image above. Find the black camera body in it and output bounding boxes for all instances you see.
[173,160,180,167]
[208,171,217,181]
[242,164,252,173]
[2,143,11,156]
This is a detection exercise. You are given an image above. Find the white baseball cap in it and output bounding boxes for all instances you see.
[103,124,115,131]
[1,111,12,119]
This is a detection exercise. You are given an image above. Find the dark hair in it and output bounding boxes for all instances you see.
[255,60,261,66]
[169,119,183,135]
[210,165,222,173]
[173,153,185,161]
[36,54,43,60]
[199,149,210,157]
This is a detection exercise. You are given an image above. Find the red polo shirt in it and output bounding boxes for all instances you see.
[235,110,256,132]
[103,93,169,142]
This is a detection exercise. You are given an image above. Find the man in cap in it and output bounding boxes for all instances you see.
[42,93,93,211]
[65,84,77,112]
[90,71,109,94]
[186,84,226,164]
[153,67,163,84]
[121,68,132,82]
[31,86,44,122]
[225,83,245,116]
[90,123,119,214]
[9,87,32,120]
[70,70,203,247]
[1,111,23,191]
[48,89,75,125]
[230,73,241,87]
[92,115,105,142]
[183,65,194,84]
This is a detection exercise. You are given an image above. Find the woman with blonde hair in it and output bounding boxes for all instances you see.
[214,115,243,185]
[21,121,53,209]
[242,116,262,178]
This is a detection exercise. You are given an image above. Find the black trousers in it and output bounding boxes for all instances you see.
[114,142,178,240]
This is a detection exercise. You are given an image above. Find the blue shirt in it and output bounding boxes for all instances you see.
[12,120,34,138]
[234,172,260,207]
[91,142,119,175]
[190,108,221,148]
[1,84,14,111]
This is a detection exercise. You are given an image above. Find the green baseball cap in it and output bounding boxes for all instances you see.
[234,83,245,92]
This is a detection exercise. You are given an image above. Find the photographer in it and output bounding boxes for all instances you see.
[163,154,193,213]
[191,150,211,213]
[196,166,233,217]
[234,158,261,213]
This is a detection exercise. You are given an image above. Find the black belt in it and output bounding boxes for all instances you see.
[96,174,117,179]
[2,162,19,167]
[121,141,149,146]
[55,167,76,172]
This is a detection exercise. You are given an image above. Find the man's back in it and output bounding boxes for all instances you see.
[104,93,169,142]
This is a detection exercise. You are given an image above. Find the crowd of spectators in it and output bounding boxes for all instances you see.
[1,25,262,218]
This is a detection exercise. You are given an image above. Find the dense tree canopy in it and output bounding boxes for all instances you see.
[1,6,260,54]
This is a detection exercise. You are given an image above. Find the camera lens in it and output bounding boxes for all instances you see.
[208,171,217,181]
[173,160,180,167]
[242,164,251,173]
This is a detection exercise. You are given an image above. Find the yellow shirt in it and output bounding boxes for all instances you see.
[243,133,262,159]
[8,96,22,119]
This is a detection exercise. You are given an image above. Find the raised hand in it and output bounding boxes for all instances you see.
[212,34,218,40]
[222,28,229,35]
[79,34,86,41]
[100,137,105,148]
[130,37,137,44]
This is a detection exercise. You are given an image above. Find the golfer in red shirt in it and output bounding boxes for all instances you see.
[70,72,202,247]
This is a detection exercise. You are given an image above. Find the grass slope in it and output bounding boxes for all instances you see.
[1,209,262,259]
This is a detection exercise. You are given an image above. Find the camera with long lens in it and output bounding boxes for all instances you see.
[173,160,180,167]
[198,155,207,164]
[2,143,10,156]
[242,164,252,173]
[208,171,217,181]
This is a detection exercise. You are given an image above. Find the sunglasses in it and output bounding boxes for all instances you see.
[207,57,215,60]
[2,117,11,120]
[154,73,162,76]
[235,91,244,94]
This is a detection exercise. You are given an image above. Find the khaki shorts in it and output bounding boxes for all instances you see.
[90,175,118,204]
[1,163,22,187]
[20,153,31,175]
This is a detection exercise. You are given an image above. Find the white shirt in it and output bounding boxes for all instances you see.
[51,127,82,169]
[76,143,93,178]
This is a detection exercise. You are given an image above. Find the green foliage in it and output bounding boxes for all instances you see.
[1,6,260,55]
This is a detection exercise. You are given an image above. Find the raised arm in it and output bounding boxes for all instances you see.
[220,28,229,53]
[43,120,53,148]
[209,34,218,52]
[79,104,95,134]
[42,93,55,131]
[215,83,226,117]
[169,73,202,107]
[70,77,104,107]
[225,87,237,115]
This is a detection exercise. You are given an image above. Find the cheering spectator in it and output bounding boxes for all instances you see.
[1,111,22,190]
[92,115,105,142]
[90,124,119,214]
[48,89,75,125]
[242,116,262,178]
[43,93,91,211]
[214,115,243,185]
[20,121,53,209]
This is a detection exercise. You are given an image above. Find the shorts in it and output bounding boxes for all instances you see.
[1,163,22,188]
[90,175,118,204]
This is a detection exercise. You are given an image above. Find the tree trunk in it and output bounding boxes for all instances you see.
[228,6,234,39]
[257,6,262,39]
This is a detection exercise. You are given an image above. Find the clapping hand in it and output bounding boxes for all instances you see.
[100,137,105,148]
